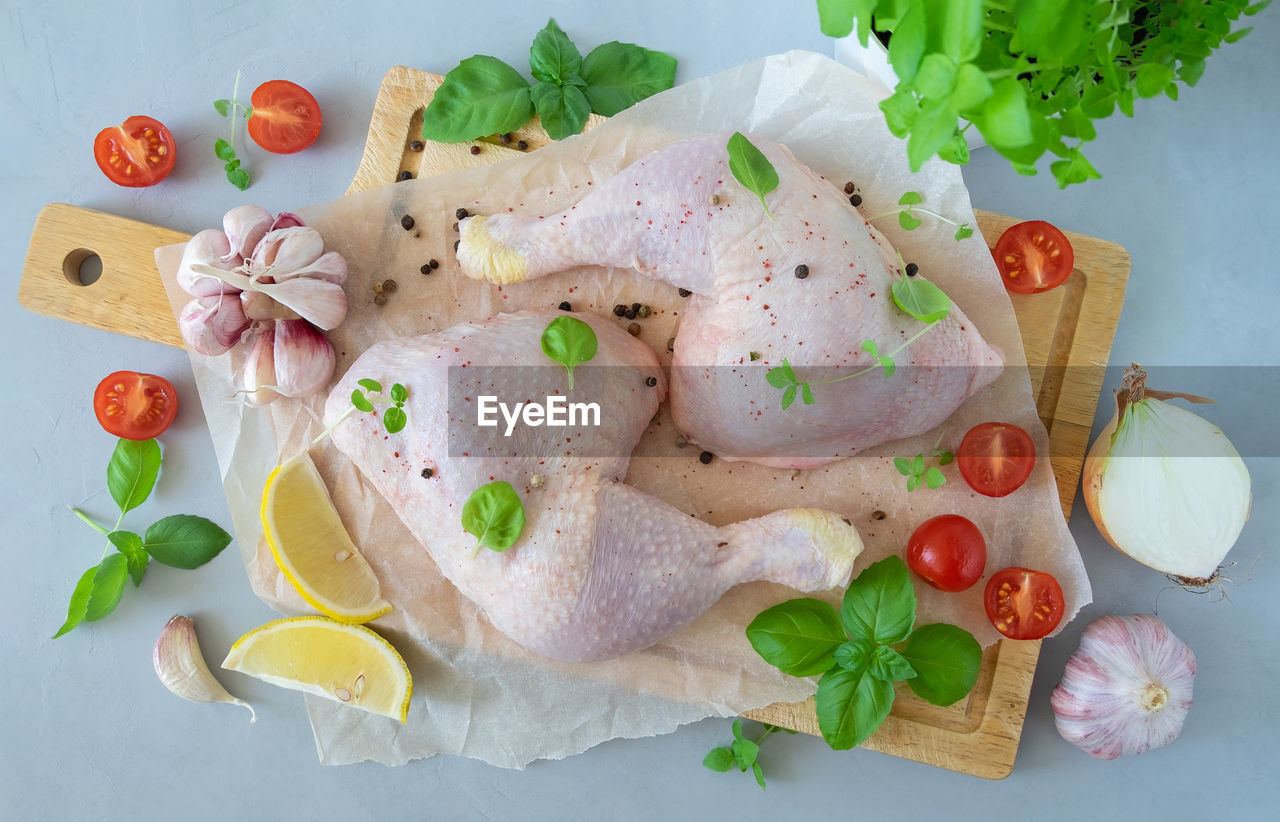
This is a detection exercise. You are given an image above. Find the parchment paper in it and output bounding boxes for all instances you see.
[156,50,1090,768]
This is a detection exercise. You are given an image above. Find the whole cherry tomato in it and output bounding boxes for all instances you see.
[906,514,987,592]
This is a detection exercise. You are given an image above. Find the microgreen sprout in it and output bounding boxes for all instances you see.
[702,719,797,790]
[351,378,409,434]
[869,191,974,241]
[895,433,953,492]
[213,69,253,190]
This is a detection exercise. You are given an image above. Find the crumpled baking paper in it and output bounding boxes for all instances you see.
[156,50,1090,769]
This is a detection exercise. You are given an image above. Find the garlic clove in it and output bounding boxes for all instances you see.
[271,211,306,230]
[253,276,348,330]
[272,319,336,397]
[250,226,325,273]
[1051,613,1194,759]
[242,324,280,406]
[179,295,251,356]
[241,290,302,322]
[177,229,239,297]
[221,205,273,263]
[274,250,348,286]
[153,615,255,722]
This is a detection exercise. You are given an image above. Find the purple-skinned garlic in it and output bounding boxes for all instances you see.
[240,320,336,406]
[179,294,251,356]
[1051,614,1195,759]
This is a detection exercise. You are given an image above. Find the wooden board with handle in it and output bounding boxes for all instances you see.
[18,64,1130,779]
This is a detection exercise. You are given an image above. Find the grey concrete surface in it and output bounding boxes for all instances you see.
[2,2,1277,820]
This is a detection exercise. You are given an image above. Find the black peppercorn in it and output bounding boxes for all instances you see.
[396,170,413,182]
[517,140,529,150]
[624,308,637,320]
[400,214,415,230]
[631,302,641,311]
[645,376,658,387]
[613,304,627,317]
[849,194,863,207]
[429,259,440,270]
[374,293,388,306]
[456,207,469,220]
[421,467,434,479]
[844,181,856,195]
[500,133,513,145]
[470,145,481,155]
[698,451,713,465]
[382,279,398,293]
[558,301,572,311]
[871,510,886,521]
[794,264,810,279]
[678,288,692,298]
[409,140,425,152]
[454,240,460,251]
[627,323,641,336]
[420,263,433,275]
[905,262,919,277]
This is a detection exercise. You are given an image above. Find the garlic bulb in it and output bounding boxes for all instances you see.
[1083,364,1251,581]
[153,615,255,722]
[1051,614,1194,759]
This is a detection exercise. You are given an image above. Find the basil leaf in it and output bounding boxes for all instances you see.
[879,89,920,138]
[421,56,533,143]
[213,99,231,117]
[529,19,582,85]
[765,360,796,389]
[726,132,779,218]
[923,466,947,489]
[886,5,926,83]
[107,438,161,515]
[901,623,982,706]
[226,168,250,191]
[143,515,232,569]
[941,0,983,62]
[461,480,526,552]
[781,385,797,410]
[913,54,957,100]
[108,530,149,586]
[358,378,383,393]
[540,316,598,389]
[891,276,951,323]
[702,746,735,772]
[390,383,408,404]
[817,0,873,41]
[745,597,846,677]
[351,390,374,412]
[752,761,765,789]
[833,638,874,671]
[869,644,917,682]
[383,406,407,435]
[1135,63,1175,98]
[840,556,916,644]
[531,81,591,141]
[893,457,913,476]
[950,63,993,112]
[977,78,1033,149]
[814,665,895,750]
[52,566,98,638]
[580,41,677,117]
[906,97,958,171]
[84,553,128,622]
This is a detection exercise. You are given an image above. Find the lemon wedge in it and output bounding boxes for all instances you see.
[261,452,392,623]
[222,616,412,723]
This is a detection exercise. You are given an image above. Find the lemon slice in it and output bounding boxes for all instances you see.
[222,616,412,722]
[261,452,392,623]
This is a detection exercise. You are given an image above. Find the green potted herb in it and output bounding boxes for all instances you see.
[817,0,1268,186]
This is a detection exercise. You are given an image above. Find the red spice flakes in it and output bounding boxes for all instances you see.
[636,200,642,206]
[394,452,400,458]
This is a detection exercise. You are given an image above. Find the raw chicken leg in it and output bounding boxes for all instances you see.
[324,310,862,662]
[457,133,1003,468]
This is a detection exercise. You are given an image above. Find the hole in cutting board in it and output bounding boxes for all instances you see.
[63,248,103,286]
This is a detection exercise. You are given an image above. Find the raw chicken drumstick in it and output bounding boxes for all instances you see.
[325,310,862,662]
[457,133,1003,469]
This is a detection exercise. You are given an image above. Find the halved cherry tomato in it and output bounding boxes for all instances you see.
[992,220,1074,294]
[93,116,177,187]
[93,371,179,440]
[906,514,986,592]
[247,80,322,154]
[957,422,1036,498]
[983,567,1065,640]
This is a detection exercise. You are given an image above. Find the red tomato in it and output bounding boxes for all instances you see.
[906,515,987,592]
[957,422,1036,498]
[247,80,322,154]
[993,220,1074,294]
[93,116,177,187]
[984,567,1065,640]
[93,371,179,440]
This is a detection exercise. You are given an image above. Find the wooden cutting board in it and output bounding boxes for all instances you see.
[18,65,1130,779]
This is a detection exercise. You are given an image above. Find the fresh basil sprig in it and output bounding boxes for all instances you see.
[726,132,779,219]
[422,19,676,143]
[540,316,598,390]
[351,378,409,434]
[213,69,252,190]
[461,480,526,556]
[746,556,982,750]
[703,719,796,790]
[895,433,953,492]
[55,438,232,638]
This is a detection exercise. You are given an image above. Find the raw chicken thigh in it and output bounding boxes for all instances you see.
[457,132,1003,468]
[324,310,862,662]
